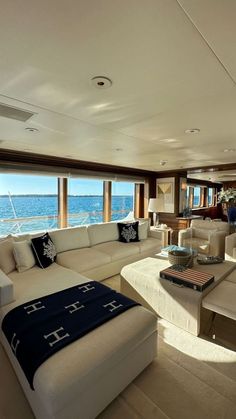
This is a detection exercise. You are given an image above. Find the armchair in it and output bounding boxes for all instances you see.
[178,220,229,257]
[225,232,236,261]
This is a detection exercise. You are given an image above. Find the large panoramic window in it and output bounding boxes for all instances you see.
[111,182,134,221]
[67,178,103,226]
[0,174,58,236]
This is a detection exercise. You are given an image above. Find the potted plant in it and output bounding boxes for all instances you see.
[218,188,236,204]
[218,188,236,217]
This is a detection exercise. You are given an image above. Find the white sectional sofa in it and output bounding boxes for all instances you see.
[0,219,160,419]
[51,220,164,280]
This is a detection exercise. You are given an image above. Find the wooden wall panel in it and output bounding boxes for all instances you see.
[103,181,111,222]
[58,178,68,228]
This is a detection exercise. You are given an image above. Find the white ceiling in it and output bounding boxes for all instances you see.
[0,0,236,174]
[188,169,236,183]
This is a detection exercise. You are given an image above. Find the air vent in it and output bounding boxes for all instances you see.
[0,103,35,122]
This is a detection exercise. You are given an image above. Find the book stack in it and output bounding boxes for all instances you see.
[160,266,214,292]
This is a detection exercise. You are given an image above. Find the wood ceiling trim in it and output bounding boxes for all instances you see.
[1,148,234,182]
[0,148,157,178]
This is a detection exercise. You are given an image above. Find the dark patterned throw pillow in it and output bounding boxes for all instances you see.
[117,221,139,243]
[31,233,56,269]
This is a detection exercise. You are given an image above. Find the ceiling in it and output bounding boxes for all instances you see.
[188,169,236,183]
[0,0,236,176]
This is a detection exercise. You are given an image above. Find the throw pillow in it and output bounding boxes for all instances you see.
[0,238,16,274]
[13,240,36,273]
[31,233,56,269]
[138,220,149,240]
[117,221,139,243]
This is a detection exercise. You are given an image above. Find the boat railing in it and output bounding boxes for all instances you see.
[0,209,133,235]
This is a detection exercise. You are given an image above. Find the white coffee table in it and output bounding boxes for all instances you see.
[121,257,236,336]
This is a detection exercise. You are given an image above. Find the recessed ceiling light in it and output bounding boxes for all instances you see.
[91,76,112,89]
[185,128,200,134]
[223,148,236,152]
[25,127,39,132]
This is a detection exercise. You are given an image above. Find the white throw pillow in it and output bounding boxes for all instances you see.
[0,238,16,274]
[138,220,149,240]
[13,240,36,273]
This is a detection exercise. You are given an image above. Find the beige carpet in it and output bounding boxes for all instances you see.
[1,275,236,419]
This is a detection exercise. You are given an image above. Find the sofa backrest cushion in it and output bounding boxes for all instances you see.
[49,226,90,253]
[88,222,119,246]
[191,219,229,233]
[0,238,16,274]
[192,228,211,240]
[138,220,149,240]
[13,240,36,273]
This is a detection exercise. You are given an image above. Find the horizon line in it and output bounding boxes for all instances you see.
[0,194,133,197]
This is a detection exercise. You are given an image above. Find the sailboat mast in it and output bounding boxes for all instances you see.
[8,191,22,233]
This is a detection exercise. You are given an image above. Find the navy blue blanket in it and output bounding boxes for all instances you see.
[2,281,139,389]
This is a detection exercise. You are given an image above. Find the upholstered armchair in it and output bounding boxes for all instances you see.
[178,220,229,257]
[225,232,236,261]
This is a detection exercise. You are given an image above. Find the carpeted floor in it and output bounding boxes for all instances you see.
[1,275,236,419]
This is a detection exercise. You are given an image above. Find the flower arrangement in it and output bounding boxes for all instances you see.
[218,188,236,203]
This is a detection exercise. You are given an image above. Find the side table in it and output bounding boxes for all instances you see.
[150,226,172,247]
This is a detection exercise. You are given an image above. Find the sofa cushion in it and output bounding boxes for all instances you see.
[93,241,140,261]
[138,237,161,253]
[31,233,57,269]
[192,228,210,240]
[56,247,111,273]
[50,226,90,253]
[87,222,119,246]
[13,240,36,272]
[0,238,16,274]
[118,221,139,243]
[138,220,149,240]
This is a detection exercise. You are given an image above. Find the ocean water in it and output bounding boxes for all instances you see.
[0,195,133,236]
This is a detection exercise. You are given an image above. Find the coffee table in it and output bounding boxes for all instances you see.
[121,257,236,336]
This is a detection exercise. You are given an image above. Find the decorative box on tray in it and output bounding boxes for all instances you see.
[160,265,214,292]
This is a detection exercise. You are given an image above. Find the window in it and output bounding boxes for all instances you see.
[187,184,216,209]
[111,182,134,221]
[193,186,201,207]
[207,188,214,206]
[67,178,103,226]
[0,174,58,236]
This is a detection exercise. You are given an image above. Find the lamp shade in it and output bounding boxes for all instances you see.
[148,198,159,212]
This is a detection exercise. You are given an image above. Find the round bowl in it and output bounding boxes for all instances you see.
[168,249,193,267]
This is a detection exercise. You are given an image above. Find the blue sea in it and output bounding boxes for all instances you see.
[0,195,133,236]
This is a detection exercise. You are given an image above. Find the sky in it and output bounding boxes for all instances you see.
[0,174,134,195]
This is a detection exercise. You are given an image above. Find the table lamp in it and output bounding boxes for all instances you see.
[148,198,160,227]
